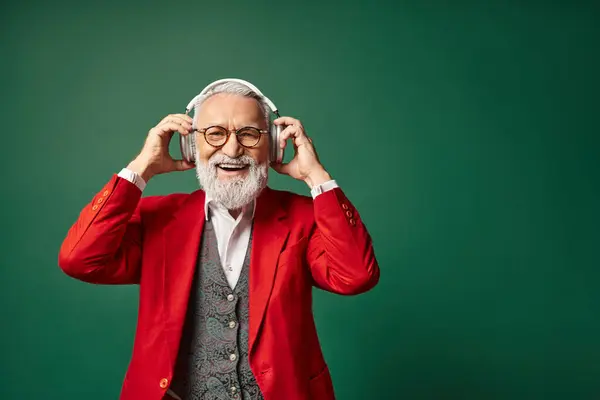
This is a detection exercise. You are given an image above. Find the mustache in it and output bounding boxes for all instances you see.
[207,154,256,167]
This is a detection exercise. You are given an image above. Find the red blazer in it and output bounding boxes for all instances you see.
[58,174,380,400]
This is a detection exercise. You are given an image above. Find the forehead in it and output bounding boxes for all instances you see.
[196,93,264,124]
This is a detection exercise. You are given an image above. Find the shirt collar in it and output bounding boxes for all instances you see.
[204,194,257,221]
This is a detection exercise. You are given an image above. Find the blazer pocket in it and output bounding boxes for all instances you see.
[278,236,308,267]
[308,365,336,399]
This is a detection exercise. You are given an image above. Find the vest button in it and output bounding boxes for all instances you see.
[227,294,235,302]
[229,353,237,361]
[228,320,236,329]
[159,378,169,389]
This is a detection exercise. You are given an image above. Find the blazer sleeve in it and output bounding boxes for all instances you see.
[57,174,144,285]
[307,187,380,295]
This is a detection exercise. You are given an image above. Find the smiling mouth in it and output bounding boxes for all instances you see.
[217,163,249,172]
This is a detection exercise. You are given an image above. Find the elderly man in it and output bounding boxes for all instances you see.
[58,79,380,400]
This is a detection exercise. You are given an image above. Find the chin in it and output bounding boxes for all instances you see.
[195,154,269,209]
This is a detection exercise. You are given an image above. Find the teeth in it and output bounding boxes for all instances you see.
[219,164,246,169]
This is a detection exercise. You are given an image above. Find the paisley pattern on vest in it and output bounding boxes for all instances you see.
[170,219,263,400]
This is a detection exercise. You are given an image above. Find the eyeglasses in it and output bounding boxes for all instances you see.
[195,125,269,148]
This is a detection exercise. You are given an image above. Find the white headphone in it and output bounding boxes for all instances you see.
[180,78,284,164]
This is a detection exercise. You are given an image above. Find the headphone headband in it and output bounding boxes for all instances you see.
[185,78,279,116]
[179,78,285,164]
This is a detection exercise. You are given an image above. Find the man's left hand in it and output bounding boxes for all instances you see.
[271,116,332,188]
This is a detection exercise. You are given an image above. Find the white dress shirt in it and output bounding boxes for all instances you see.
[117,168,339,289]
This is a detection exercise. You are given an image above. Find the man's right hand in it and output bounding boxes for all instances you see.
[127,114,196,182]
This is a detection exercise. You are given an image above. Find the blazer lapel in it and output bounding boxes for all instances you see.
[248,187,290,357]
[162,189,206,354]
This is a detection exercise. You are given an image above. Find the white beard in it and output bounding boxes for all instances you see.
[195,153,268,210]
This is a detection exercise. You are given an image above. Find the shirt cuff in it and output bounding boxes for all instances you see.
[117,168,147,192]
[310,179,339,199]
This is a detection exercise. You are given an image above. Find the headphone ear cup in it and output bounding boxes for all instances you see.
[270,124,284,163]
[189,134,197,163]
[180,133,196,163]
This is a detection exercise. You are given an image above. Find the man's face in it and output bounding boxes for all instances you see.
[195,93,270,178]
[194,93,270,210]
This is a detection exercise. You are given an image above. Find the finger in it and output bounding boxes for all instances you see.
[172,158,196,171]
[278,126,297,149]
[151,121,193,137]
[273,116,303,127]
[159,114,194,127]
[156,118,192,135]
[166,117,193,131]
[278,125,310,149]
[160,113,193,123]
[157,119,193,133]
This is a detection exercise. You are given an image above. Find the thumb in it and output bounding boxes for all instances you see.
[173,159,196,171]
[271,161,291,175]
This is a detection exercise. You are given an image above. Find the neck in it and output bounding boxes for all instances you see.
[228,208,242,219]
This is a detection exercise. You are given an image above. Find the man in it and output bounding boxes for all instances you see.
[58,79,380,400]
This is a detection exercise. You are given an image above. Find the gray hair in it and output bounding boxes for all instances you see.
[192,81,271,129]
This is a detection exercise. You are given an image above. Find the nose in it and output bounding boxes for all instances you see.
[220,131,243,158]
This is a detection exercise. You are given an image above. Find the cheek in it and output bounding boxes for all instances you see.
[249,141,270,163]
[197,140,217,163]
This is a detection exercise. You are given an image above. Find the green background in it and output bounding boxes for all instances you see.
[1,0,599,398]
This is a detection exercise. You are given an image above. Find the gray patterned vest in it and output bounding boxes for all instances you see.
[169,219,264,400]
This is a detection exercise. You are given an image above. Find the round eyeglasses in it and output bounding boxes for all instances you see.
[195,126,269,148]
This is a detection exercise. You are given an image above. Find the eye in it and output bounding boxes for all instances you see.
[238,132,256,139]
[237,128,261,146]
[238,128,260,138]
[203,127,228,146]
[206,127,227,138]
